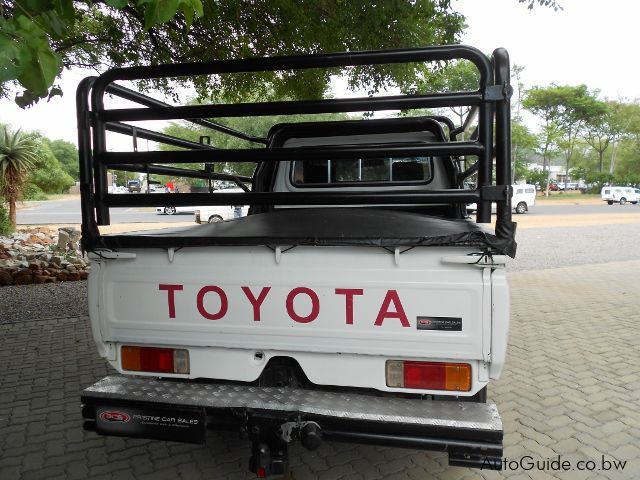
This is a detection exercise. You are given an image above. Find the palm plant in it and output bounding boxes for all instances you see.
[0,127,38,228]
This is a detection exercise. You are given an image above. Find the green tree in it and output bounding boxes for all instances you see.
[512,120,538,182]
[1,1,558,107]
[0,126,37,226]
[524,85,604,192]
[415,60,479,127]
[1,0,464,106]
[45,138,79,180]
[584,102,615,173]
[28,141,75,194]
[511,64,526,122]
[606,102,640,176]
[0,0,204,106]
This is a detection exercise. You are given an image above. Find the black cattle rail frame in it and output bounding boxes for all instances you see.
[77,45,514,251]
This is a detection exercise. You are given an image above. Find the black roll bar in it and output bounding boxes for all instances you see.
[77,45,513,252]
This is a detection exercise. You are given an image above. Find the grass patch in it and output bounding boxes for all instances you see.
[536,193,599,201]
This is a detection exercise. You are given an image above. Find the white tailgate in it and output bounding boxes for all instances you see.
[92,245,488,362]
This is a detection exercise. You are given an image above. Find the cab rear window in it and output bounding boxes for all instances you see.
[290,157,433,186]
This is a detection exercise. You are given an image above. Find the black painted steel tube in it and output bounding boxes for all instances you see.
[109,164,253,183]
[108,163,251,183]
[106,123,217,151]
[322,430,502,455]
[91,45,492,93]
[76,77,100,249]
[105,83,267,145]
[97,93,482,123]
[91,85,110,225]
[493,48,513,239]
[103,190,481,208]
[98,142,484,166]
[475,103,494,223]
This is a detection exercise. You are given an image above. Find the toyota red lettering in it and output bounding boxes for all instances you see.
[335,288,364,325]
[159,284,413,327]
[241,286,271,321]
[286,287,320,323]
[159,284,183,318]
[197,286,228,320]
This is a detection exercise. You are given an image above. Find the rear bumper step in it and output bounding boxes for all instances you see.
[82,375,503,469]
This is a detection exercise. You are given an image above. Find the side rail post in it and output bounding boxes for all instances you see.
[492,48,515,241]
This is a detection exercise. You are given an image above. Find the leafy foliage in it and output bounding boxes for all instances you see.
[413,60,479,127]
[22,181,49,200]
[1,1,466,107]
[523,84,606,191]
[45,138,79,180]
[28,141,75,193]
[0,0,203,106]
[512,120,538,182]
[0,201,11,235]
[519,0,563,10]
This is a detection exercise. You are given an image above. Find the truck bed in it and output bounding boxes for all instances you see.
[97,208,516,255]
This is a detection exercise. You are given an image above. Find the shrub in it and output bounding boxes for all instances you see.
[22,183,49,201]
[0,202,12,236]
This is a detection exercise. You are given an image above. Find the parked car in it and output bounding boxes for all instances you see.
[109,185,128,194]
[155,205,196,215]
[512,184,536,214]
[601,186,640,205]
[192,188,249,223]
[467,184,536,215]
[548,183,559,191]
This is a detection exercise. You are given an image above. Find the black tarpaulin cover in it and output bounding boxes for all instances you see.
[98,208,517,257]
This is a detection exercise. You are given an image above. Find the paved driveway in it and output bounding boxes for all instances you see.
[1,261,639,480]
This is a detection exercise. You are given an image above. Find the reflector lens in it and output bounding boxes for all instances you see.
[121,346,189,374]
[386,360,471,391]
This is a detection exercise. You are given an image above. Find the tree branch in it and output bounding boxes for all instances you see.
[54,36,113,53]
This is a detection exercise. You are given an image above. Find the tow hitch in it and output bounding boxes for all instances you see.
[248,419,323,478]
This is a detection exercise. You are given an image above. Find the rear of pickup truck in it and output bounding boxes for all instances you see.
[78,45,515,476]
[83,209,508,471]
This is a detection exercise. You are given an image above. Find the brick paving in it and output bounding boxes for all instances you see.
[1,260,639,479]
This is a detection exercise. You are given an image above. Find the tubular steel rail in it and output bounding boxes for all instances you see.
[76,45,514,250]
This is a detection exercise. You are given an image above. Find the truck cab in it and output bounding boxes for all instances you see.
[126,179,141,193]
[77,45,515,477]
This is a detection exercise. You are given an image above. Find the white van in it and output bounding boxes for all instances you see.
[512,184,536,214]
[193,188,249,223]
[468,184,536,214]
[601,186,639,205]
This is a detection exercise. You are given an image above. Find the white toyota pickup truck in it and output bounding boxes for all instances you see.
[77,45,516,477]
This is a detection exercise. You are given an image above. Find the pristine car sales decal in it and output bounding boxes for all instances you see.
[95,406,205,443]
[99,410,131,423]
[416,316,462,331]
[159,284,411,327]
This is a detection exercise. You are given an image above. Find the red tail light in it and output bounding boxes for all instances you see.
[121,346,189,374]
[386,360,471,391]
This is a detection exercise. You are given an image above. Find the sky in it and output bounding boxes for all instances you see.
[1,0,639,147]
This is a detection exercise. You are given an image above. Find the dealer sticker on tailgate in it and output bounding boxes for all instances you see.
[96,405,205,443]
[416,316,462,331]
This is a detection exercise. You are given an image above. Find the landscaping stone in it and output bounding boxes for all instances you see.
[0,227,90,287]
